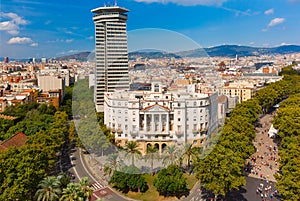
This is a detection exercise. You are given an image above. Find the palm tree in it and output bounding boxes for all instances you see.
[60,183,82,201]
[35,176,61,201]
[162,144,180,166]
[79,177,94,201]
[124,141,142,166]
[57,173,71,189]
[182,143,193,168]
[182,143,202,172]
[104,153,120,176]
[144,144,159,174]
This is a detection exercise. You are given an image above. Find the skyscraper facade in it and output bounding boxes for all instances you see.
[92,6,130,112]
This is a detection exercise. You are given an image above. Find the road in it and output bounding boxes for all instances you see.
[69,147,134,201]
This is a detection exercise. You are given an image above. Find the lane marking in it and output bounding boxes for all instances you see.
[79,148,98,182]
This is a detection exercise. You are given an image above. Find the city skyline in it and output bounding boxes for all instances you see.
[1,0,300,58]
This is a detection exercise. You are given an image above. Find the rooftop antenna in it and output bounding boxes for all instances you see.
[114,0,117,6]
[103,0,106,7]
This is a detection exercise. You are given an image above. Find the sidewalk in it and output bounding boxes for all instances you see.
[246,113,280,182]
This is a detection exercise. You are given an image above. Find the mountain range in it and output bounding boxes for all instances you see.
[84,45,300,61]
[2,45,300,62]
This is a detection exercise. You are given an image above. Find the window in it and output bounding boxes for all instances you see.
[178,118,181,121]
[133,111,136,115]
[125,125,128,130]
[193,109,196,114]
[125,118,128,122]
[133,118,136,122]
[178,103,181,107]
[194,101,196,106]
[178,111,181,115]
[177,125,182,132]
[154,84,159,92]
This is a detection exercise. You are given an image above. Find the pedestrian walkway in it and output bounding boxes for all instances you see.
[92,181,105,191]
[246,113,280,182]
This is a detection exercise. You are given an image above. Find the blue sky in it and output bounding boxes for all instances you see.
[0,0,300,58]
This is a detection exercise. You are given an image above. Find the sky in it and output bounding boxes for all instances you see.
[0,0,300,58]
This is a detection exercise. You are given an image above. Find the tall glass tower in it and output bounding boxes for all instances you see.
[91,6,129,112]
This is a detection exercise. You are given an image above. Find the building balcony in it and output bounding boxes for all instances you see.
[130,131,138,136]
[175,131,184,136]
[192,130,200,134]
[200,128,208,134]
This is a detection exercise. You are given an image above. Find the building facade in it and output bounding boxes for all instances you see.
[37,75,65,101]
[104,82,218,154]
[219,82,257,103]
[92,6,130,112]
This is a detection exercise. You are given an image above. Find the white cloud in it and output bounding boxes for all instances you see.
[86,36,94,40]
[0,21,19,35]
[264,8,274,15]
[57,49,79,55]
[134,0,227,6]
[280,42,290,46]
[65,39,74,43]
[268,18,285,27]
[47,39,74,43]
[8,37,33,44]
[0,12,29,35]
[30,42,38,47]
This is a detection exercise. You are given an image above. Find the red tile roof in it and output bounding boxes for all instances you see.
[0,132,27,151]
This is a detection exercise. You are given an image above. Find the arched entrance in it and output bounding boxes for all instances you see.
[162,143,167,152]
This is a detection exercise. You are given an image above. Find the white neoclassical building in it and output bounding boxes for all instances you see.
[104,82,218,154]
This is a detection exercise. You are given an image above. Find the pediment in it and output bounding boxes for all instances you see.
[143,104,170,112]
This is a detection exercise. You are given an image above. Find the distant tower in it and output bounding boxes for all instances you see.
[91,5,129,112]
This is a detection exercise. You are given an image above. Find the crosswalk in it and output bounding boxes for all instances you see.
[92,181,105,191]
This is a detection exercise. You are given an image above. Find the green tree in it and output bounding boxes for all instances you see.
[162,144,180,166]
[104,153,121,176]
[109,167,148,193]
[195,145,245,196]
[78,177,94,201]
[60,183,83,201]
[153,165,188,197]
[35,176,61,201]
[124,141,142,166]
[144,144,159,174]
